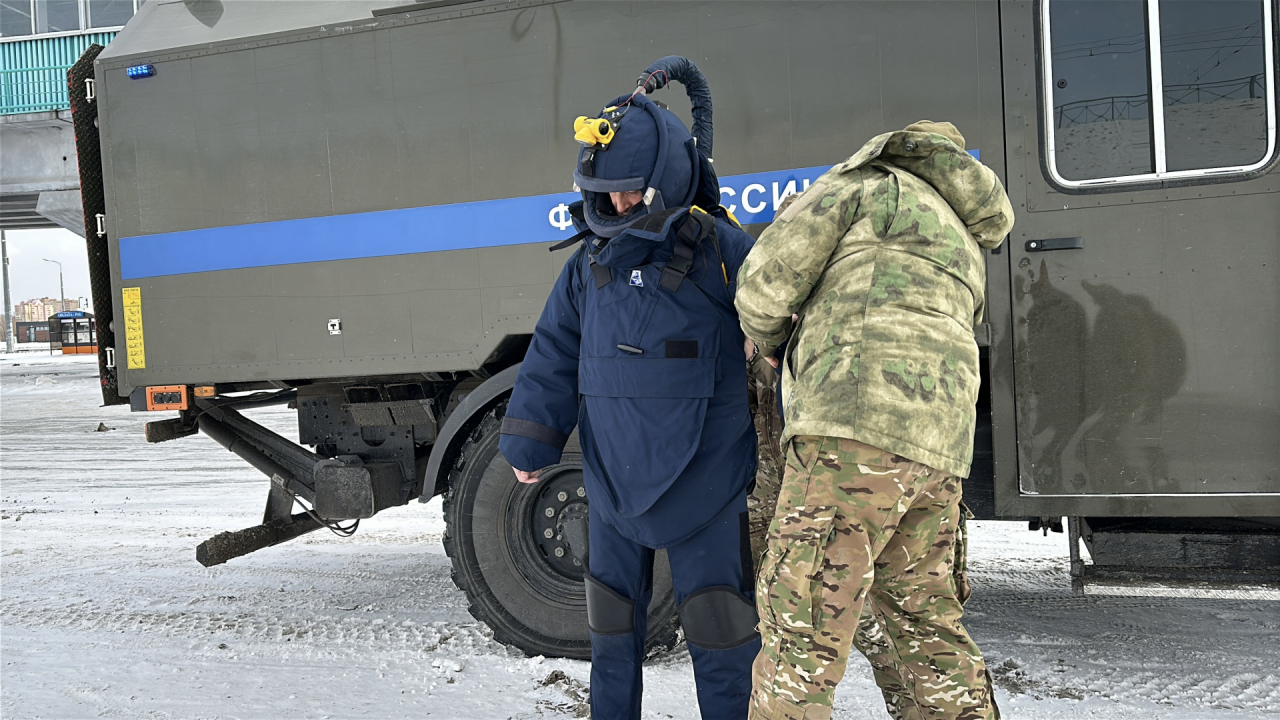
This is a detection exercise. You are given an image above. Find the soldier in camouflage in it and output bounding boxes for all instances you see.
[746,348,918,720]
[735,121,1014,720]
[746,339,975,720]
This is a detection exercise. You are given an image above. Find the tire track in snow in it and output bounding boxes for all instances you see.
[0,598,504,657]
[964,555,1280,714]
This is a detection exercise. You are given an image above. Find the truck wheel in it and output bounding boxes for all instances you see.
[443,404,680,660]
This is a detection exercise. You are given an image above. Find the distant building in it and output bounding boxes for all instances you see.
[3,2,136,232]
[15,321,50,343]
[14,297,79,322]
[0,0,137,39]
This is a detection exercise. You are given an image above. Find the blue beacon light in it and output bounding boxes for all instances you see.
[126,64,156,79]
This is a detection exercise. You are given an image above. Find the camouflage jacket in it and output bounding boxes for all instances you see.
[735,122,1014,477]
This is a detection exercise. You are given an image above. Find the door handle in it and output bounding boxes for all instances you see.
[1025,237,1083,252]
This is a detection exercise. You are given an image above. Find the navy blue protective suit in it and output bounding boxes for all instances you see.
[500,92,760,719]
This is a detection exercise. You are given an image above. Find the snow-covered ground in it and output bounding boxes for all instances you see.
[2,354,1277,719]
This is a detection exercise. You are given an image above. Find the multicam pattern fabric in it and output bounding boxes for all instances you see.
[734,121,1015,478]
[746,358,916,719]
[852,613,914,720]
[747,353,786,571]
[749,435,996,720]
[744,342,979,720]
[849,501,975,720]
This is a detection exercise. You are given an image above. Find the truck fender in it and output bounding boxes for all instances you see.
[420,363,522,500]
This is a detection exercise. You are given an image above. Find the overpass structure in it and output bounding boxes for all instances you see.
[2,26,123,234]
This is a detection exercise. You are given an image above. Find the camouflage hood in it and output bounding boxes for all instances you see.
[839,121,1013,249]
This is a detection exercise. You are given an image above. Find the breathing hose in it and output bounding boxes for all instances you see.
[636,56,714,159]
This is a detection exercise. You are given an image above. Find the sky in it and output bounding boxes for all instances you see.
[3,228,94,312]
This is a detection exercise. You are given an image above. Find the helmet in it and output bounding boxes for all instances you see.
[572,93,700,239]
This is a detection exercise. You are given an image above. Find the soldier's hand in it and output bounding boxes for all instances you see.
[766,314,798,369]
[513,468,542,484]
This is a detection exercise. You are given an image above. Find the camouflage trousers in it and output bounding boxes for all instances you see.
[745,360,978,720]
[748,436,996,720]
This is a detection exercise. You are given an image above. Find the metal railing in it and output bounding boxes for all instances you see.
[0,31,116,115]
[0,63,74,114]
[1055,92,1151,128]
[1164,73,1267,106]
[1055,74,1268,129]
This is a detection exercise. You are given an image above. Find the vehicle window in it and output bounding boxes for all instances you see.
[1043,0,1276,188]
[1160,0,1271,172]
[1048,0,1154,181]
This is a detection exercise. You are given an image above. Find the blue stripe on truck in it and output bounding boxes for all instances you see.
[119,152,978,280]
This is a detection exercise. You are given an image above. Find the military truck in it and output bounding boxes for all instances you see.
[70,0,1278,659]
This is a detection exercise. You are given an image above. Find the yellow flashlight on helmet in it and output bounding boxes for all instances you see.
[573,116,615,147]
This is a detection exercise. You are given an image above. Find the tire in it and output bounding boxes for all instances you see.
[442,402,680,660]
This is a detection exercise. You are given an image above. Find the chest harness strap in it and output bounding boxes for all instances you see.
[567,210,717,292]
[549,228,593,252]
[589,259,613,289]
[659,211,714,292]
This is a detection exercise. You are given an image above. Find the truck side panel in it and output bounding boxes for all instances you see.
[95,0,1006,390]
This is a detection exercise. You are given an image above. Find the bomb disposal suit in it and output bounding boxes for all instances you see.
[499,60,762,720]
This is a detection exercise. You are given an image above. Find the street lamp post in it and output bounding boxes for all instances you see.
[43,259,66,356]
[2,230,13,353]
[42,258,66,314]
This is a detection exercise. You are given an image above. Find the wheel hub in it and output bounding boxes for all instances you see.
[530,468,588,581]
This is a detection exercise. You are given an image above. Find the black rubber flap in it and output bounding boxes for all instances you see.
[678,585,759,649]
[584,573,636,635]
[69,45,125,405]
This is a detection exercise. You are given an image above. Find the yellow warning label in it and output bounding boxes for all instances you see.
[121,287,145,369]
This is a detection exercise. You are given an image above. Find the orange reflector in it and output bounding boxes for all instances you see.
[146,385,188,411]
[193,385,216,398]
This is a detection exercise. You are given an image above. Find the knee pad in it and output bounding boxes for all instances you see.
[677,586,759,650]
[584,573,635,635]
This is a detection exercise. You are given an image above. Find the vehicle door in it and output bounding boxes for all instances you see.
[993,0,1280,517]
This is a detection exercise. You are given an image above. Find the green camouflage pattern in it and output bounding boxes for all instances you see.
[849,501,974,720]
[746,356,918,719]
[749,405,976,719]
[747,352,786,570]
[852,613,914,720]
[734,122,1015,478]
[749,435,996,720]
[744,323,982,719]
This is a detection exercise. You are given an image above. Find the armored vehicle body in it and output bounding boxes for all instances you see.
[72,0,1279,657]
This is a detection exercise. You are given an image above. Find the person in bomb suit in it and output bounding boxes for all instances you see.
[735,121,1013,720]
[499,58,761,720]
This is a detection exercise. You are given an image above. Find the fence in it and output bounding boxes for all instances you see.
[1055,74,1267,129]
[0,31,116,114]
